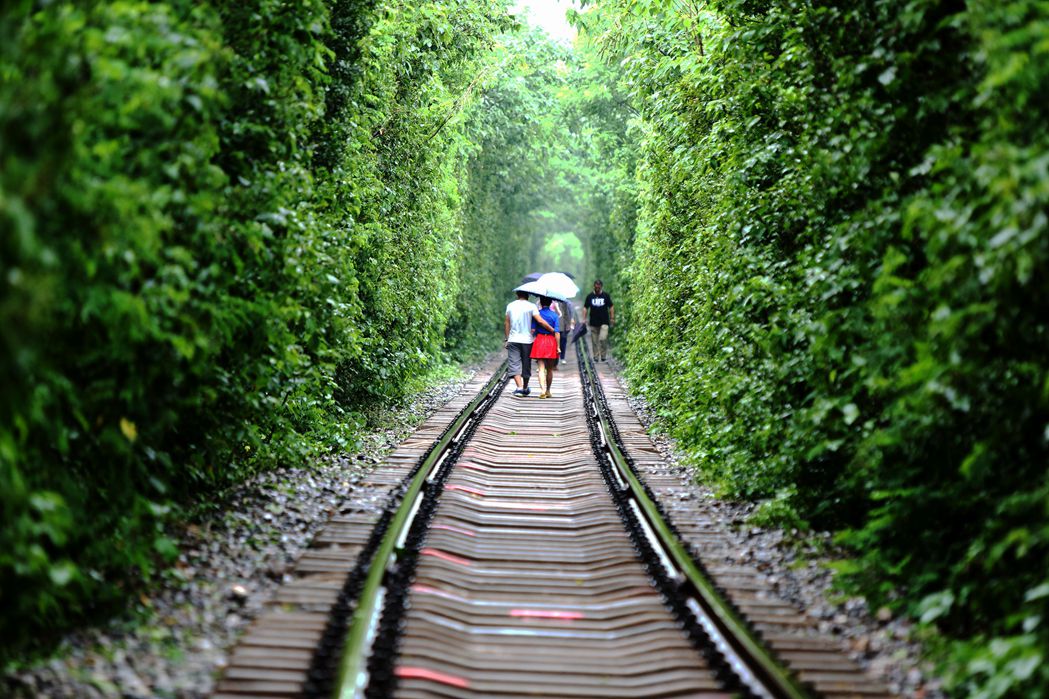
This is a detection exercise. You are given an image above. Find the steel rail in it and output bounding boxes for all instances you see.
[332,363,507,699]
[578,345,815,699]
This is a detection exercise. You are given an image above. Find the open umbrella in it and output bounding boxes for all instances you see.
[535,272,579,299]
[514,281,568,303]
[523,271,576,283]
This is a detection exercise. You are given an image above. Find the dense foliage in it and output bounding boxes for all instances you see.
[559,51,638,327]
[451,28,573,351]
[576,0,1049,693]
[6,0,1047,691]
[0,0,536,662]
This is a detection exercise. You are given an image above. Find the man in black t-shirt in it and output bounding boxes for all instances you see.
[582,279,614,362]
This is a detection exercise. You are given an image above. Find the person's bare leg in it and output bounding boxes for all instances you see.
[514,374,523,389]
[537,362,548,396]
[546,360,556,396]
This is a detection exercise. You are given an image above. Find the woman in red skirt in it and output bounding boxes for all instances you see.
[531,296,561,398]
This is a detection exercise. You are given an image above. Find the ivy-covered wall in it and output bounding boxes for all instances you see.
[578,0,1049,691]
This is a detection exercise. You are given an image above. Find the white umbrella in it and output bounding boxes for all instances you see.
[535,272,579,299]
[514,281,568,302]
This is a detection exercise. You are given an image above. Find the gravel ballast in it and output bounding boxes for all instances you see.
[4,361,488,699]
[7,353,942,698]
[606,357,944,698]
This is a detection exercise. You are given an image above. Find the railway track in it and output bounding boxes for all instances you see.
[215,346,889,699]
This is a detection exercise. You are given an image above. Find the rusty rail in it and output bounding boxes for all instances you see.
[215,348,890,699]
[577,342,814,699]
[333,365,508,698]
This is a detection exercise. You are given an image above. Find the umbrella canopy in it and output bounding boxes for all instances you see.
[514,281,568,303]
[570,322,588,344]
[522,271,576,283]
[535,272,579,299]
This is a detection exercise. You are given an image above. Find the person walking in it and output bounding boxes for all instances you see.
[557,299,575,365]
[505,289,555,397]
[530,296,561,398]
[582,279,614,362]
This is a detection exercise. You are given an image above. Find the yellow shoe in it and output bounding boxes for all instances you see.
[539,392,549,399]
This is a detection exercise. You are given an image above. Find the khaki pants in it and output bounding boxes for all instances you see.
[590,324,609,360]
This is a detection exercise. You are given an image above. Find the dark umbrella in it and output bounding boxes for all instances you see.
[570,322,588,344]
